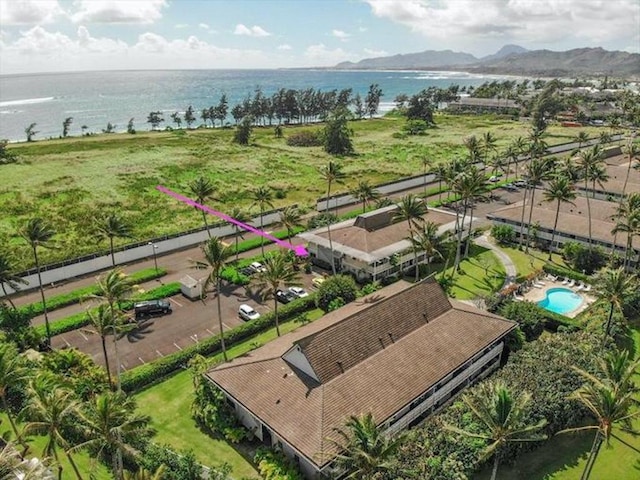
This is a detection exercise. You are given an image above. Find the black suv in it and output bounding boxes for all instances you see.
[275,289,297,304]
[134,299,172,319]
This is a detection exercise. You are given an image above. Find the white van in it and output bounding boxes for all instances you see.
[238,304,260,321]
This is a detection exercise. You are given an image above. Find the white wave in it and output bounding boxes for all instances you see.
[0,109,22,114]
[0,96,55,107]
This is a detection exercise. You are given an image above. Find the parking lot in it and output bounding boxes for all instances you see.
[52,267,321,371]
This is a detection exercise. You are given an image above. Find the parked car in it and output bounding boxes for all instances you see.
[288,286,309,298]
[249,261,266,273]
[503,183,518,192]
[513,179,528,188]
[275,289,297,304]
[489,175,500,183]
[312,277,326,288]
[238,304,260,321]
[134,299,172,319]
[239,266,255,276]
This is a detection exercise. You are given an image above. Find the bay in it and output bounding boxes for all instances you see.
[0,69,508,142]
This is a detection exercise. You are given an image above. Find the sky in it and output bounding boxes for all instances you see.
[0,0,638,74]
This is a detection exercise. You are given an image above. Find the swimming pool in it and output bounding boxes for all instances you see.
[538,287,584,315]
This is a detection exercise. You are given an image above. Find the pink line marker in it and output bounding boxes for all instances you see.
[157,185,309,257]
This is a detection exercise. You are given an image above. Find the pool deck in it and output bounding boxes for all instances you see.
[520,279,595,318]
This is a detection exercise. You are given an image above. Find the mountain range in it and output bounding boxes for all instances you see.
[334,46,640,77]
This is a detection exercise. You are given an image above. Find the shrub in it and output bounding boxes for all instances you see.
[285,130,322,147]
[491,224,515,245]
[498,300,545,341]
[542,263,590,283]
[316,275,358,312]
[307,212,338,229]
[403,119,429,135]
[561,242,605,274]
[21,267,167,316]
[254,448,304,480]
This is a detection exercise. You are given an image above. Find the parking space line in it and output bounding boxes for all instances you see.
[120,364,127,371]
[206,328,214,335]
[156,350,163,357]
[79,331,88,341]
[62,337,71,347]
[222,322,231,329]
[169,297,183,307]
[138,357,146,364]
[190,335,198,343]
[174,342,182,351]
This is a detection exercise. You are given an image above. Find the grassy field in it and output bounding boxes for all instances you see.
[2,114,604,269]
[500,243,569,280]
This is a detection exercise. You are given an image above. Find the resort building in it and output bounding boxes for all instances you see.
[298,205,468,282]
[488,195,640,266]
[447,97,519,114]
[206,279,516,479]
[574,163,640,201]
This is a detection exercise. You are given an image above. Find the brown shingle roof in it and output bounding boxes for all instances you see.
[207,280,515,468]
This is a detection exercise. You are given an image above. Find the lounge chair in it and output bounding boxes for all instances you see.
[567,279,575,288]
[561,277,570,285]
[545,274,558,281]
[536,279,546,285]
[533,282,544,289]
[582,284,592,292]
[575,282,585,291]
[513,293,525,301]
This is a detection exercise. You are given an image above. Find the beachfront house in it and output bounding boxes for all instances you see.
[206,279,516,479]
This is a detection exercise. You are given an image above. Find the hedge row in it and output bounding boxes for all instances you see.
[542,264,591,283]
[121,294,318,393]
[35,281,182,338]
[229,226,305,254]
[21,267,167,317]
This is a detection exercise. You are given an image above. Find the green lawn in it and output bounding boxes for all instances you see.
[134,308,325,479]
[0,413,113,480]
[500,244,568,281]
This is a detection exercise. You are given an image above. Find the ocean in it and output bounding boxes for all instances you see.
[0,69,510,142]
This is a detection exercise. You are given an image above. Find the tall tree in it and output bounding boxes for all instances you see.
[25,123,38,142]
[74,392,153,480]
[446,381,547,480]
[559,351,640,480]
[421,155,432,197]
[253,251,301,337]
[407,221,445,280]
[461,167,488,258]
[365,83,383,118]
[509,136,528,179]
[227,206,251,262]
[0,342,28,450]
[620,139,640,199]
[184,106,196,128]
[523,158,551,253]
[576,146,604,247]
[95,213,133,267]
[191,238,233,362]
[62,117,73,138]
[463,135,481,163]
[394,194,427,277]
[611,193,640,268]
[330,412,403,480]
[21,377,84,480]
[481,131,498,163]
[593,268,637,341]
[0,251,27,309]
[187,176,216,238]
[279,206,302,241]
[320,161,346,275]
[323,108,354,156]
[20,218,56,346]
[351,180,380,213]
[250,186,274,257]
[543,176,576,260]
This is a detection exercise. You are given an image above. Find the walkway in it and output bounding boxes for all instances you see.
[475,233,516,289]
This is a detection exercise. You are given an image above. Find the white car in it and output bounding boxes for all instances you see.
[250,261,266,273]
[489,175,500,183]
[288,286,309,298]
[238,304,260,321]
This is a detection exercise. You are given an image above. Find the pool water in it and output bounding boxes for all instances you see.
[538,287,584,315]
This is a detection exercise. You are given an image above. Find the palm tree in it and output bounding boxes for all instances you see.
[543,176,576,260]
[95,213,133,266]
[83,304,130,386]
[279,206,302,241]
[445,381,547,480]
[351,180,380,213]
[21,377,84,480]
[510,136,527,179]
[421,155,432,197]
[481,131,498,164]
[407,221,445,280]
[0,342,28,449]
[227,206,251,262]
[524,158,552,253]
[620,140,640,199]
[575,131,590,151]
[20,218,56,346]
[436,163,448,201]
[576,146,604,247]
[330,412,403,480]
[92,269,133,390]
[253,251,301,336]
[503,145,518,181]
[593,267,637,341]
[0,251,27,309]
[74,391,153,480]
[462,167,488,258]
[320,161,346,275]
[394,195,427,277]
[611,193,640,268]
[191,238,233,361]
[188,176,216,238]
[589,163,609,198]
[559,352,640,480]
[124,466,166,480]
[250,186,274,257]
[463,135,481,163]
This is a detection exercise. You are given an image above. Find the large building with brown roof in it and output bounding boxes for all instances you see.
[207,279,516,478]
[298,205,467,282]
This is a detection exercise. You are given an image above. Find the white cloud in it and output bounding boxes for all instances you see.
[175,23,189,29]
[199,23,210,30]
[233,24,271,37]
[277,44,292,50]
[77,26,127,53]
[332,29,351,41]
[365,0,640,51]
[304,43,354,65]
[358,26,368,32]
[364,48,387,57]
[0,0,65,25]
[71,0,167,24]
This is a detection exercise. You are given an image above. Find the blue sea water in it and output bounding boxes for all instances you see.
[0,69,511,142]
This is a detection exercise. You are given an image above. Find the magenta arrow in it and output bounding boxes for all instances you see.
[157,185,309,257]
